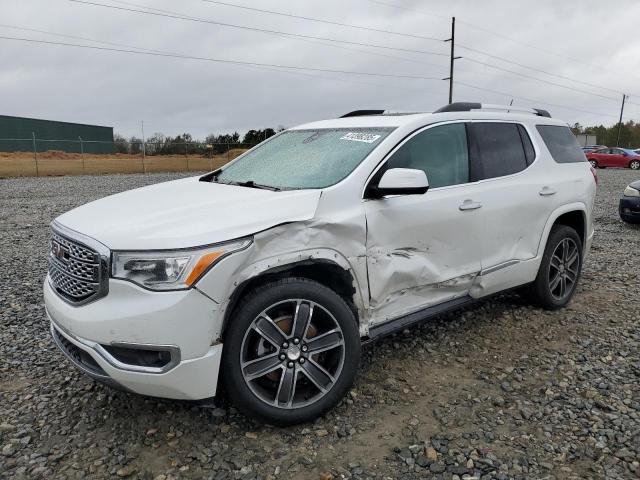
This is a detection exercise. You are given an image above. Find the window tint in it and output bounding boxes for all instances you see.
[387,123,469,188]
[536,125,587,163]
[470,123,528,179]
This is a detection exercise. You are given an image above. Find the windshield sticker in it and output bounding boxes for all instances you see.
[340,132,382,143]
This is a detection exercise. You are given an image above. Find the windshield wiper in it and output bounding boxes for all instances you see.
[222,179,281,191]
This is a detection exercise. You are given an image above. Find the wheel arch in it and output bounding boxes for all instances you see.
[220,258,364,339]
[538,204,587,256]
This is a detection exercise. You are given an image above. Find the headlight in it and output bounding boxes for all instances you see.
[112,238,251,290]
[623,185,640,197]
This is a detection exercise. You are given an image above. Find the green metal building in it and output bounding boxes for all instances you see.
[0,115,115,154]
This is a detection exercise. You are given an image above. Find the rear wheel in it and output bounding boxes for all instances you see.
[221,278,360,425]
[588,159,598,168]
[525,225,582,310]
[630,159,640,170]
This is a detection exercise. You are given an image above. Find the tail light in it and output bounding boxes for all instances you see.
[590,166,598,185]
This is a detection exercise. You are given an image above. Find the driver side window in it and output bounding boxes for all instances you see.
[387,123,469,188]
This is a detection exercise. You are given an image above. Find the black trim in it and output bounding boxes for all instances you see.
[517,124,536,165]
[367,185,428,199]
[340,110,385,118]
[366,296,475,341]
[533,108,551,118]
[434,102,481,113]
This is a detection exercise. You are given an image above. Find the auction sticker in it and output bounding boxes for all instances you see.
[340,132,382,143]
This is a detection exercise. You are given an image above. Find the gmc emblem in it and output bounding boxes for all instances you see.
[51,240,70,264]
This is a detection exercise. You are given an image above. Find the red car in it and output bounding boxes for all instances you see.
[587,147,640,170]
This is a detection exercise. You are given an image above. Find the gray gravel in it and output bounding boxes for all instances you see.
[1,169,638,480]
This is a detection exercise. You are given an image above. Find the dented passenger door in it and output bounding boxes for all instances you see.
[363,122,484,325]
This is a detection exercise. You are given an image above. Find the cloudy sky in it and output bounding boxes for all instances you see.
[1,0,640,139]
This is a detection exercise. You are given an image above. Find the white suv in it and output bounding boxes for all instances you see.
[45,103,596,425]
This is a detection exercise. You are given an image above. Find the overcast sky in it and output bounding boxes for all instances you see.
[1,0,640,138]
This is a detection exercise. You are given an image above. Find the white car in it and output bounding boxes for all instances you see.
[45,103,596,425]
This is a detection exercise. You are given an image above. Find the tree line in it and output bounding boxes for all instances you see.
[571,120,640,148]
[113,128,281,155]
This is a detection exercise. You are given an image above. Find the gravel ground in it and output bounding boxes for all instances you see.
[1,169,638,480]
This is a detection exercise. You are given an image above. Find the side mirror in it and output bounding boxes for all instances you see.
[371,168,429,198]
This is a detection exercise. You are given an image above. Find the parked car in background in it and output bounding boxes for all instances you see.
[620,180,640,223]
[586,147,640,169]
[44,102,596,425]
[582,145,606,153]
[634,148,640,155]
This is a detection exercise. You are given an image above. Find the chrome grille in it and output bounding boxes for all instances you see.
[48,228,108,304]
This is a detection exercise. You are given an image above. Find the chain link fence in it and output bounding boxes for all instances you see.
[0,136,259,176]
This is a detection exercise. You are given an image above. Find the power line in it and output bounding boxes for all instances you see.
[75,0,632,107]
[461,57,621,103]
[457,44,627,96]
[66,0,450,73]
[68,0,449,59]
[0,24,428,92]
[0,23,167,54]
[0,34,444,81]
[364,0,616,74]
[364,0,640,100]
[454,81,620,119]
[201,0,445,43]
[102,1,450,72]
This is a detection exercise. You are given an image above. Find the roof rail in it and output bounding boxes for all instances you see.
[434,102,551,118]
[340,110,385,118]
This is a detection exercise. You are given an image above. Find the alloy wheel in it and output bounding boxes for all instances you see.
[548,238,580,301]
[630,160,640,170]
[240,299,345,409]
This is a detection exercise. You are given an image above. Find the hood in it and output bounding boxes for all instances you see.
[55,177,322,250]
[629,180,640,191]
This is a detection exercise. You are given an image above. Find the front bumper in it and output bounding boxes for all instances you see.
[619,196,640,223]
[44,277,224,400]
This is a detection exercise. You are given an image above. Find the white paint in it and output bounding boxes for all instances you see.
[377,168,428,190]
[55,177,321,250]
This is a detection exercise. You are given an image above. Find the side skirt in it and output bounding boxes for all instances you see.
[364,295,476,343]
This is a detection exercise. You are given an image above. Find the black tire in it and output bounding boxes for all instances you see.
[588,159,598,168]
[526,225,583,310]
[629,159,640,170]
[221,277,360,426]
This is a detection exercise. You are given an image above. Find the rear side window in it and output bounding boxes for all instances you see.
[536,125,586,163]
[469,122,528,179]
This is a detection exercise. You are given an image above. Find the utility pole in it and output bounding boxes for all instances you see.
[616,94,627,147]
[443,17,461,104]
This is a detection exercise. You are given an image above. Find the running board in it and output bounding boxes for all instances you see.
[365,296,476,342]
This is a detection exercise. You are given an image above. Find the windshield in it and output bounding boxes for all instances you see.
[216,128,395,189]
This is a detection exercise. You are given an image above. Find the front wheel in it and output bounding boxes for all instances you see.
[630,159,640,170]
[525,225,583,310]
[221,278,360,425]
[588,159,598,168]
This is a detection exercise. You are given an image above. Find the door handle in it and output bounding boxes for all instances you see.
[459,199,483,211]
[539,186,557,196]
